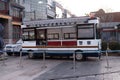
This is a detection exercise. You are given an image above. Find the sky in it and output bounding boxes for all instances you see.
[55,0,120,16]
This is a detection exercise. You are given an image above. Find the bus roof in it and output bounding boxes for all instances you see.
[23,17,99,28]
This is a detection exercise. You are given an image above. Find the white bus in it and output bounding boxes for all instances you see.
[22,17,101,60]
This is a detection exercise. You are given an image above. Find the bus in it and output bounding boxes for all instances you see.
[22,17,101,60]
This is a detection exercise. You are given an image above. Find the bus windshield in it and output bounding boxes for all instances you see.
[77,24,94,39]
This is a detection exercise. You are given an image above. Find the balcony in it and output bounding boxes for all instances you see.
[0,10,9,15]
[12,16,22,22]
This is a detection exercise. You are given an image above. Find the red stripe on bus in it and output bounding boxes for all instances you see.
[48,41,61,46]
[62,41,77,46]
[47,41,77,46]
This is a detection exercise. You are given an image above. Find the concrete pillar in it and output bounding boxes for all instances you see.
[8,19,13,44]
[8,1,13,44]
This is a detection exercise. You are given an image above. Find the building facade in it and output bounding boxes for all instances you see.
[0,0,24,44]
[21,0,75,21]
[21,0,56,21]
[93,9,120,42]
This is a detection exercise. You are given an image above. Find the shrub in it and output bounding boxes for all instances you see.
[102,41,120,50]
[101,41,107,50]
[109,41,120,50]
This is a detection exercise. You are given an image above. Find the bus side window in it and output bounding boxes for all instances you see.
[64,33,76,39]
[47,33,59,40]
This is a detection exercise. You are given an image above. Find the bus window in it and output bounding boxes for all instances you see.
[22,28,35,40]
[77,24,94,39]
[47,28,61,40]
[64,33,76,39]
[48,33,59,40]
[37,31,45,40]
[63,27,76,39]
[36,29,47,45]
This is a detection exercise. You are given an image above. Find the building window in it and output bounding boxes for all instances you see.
[1,0,8,2]
[0,2,5,10]
[12,7,21,17]
[13,26,21,39]
[23,0,25,3]
[11,0,20,3]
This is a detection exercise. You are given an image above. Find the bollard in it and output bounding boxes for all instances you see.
[13,48,15,56]
[72,52,76,72]
[41,50,47,69]
[105,43,111,69]
[19,50,23,68]
[1,51,7,66]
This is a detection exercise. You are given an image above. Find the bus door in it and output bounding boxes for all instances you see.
[36,29,47,46]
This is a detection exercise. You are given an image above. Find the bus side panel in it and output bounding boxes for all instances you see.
[47,41,61,46]
[47,40,77,46]
[62,41,77,46]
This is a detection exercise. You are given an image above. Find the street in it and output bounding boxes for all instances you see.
[0,56,64,80]
[0,55,120,80]
[34,56,120,80]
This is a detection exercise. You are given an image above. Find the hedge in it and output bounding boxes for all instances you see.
[102,41,120,50]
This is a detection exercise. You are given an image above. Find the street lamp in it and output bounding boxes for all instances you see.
[114,26,118,42]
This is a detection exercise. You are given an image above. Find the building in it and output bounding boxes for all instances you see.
[21,0,75,21]
[0,0,24,44]
[93,9,120,42]
[22,0,56,21]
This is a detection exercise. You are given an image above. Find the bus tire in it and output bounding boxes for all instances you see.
[28,50,34,59]
[75,53,83,60]
[75,50,83,60]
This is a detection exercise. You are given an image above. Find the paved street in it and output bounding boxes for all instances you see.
[0,56,64,80]
[34,56,120,80]
[0,55,120,80]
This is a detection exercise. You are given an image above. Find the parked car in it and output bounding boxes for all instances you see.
[4,43,22,56]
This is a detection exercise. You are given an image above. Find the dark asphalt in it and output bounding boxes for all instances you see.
[34,56,120,80]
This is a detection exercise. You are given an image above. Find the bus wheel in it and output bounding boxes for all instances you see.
[75,53,83,60]
[28,51,34,59]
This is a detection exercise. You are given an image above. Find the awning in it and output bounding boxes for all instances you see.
[12,21,22,25]
[0,14,12,19]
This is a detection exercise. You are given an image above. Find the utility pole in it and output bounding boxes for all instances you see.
[114,26,118,42]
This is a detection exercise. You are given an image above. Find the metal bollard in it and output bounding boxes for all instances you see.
[105,43,111,69]
[1,51,7,66]
[41,50,47,69]
[19,50,23,68]
[72,52,76,72]
[13,48,15,56]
